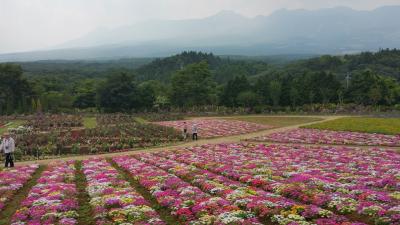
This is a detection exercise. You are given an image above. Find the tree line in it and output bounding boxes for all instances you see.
[1,50,400,114]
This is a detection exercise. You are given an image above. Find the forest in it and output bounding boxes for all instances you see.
[1,49,400,114]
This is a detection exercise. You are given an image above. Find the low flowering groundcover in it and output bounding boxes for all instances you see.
[82,158,165,225]
[249,128,400,146]
[11,160,78,225]
[156,119,271,138]
[113,155,262,224]
[132,152,356,225]
[171,143,399,225]
[0,164,39,212]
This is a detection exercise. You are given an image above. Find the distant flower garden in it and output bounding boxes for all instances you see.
[9,115,182,161]
[156,119,271,138]
[249,128,400,146]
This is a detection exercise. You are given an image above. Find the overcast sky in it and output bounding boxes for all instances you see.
[1,0,399,54]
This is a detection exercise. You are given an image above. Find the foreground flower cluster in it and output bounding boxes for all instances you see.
[82,158,164,225]
[173,143,399,225]
[0,165,39,212]
[156,119,270,138]
[250,128,400,146]
[113,155,262,224]
[12,160,78,225]
[132,152,359,225]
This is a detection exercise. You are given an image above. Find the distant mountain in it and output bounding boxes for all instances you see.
[1,6,400,62]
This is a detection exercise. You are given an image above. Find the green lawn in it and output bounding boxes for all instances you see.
[226,116,322,128]
[0,120,26,135]
[83,117,97,129]
[303,117,400,135]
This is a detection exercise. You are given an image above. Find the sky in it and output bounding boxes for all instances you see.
[1,0,400,54]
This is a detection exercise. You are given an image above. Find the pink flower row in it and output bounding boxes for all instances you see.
[82,158,165,225]
[180,143,400,225]
[113,155,262,224]
[12,160,78,225]
[0,165,39,212]
[133,152,358,225]
[156,119,270,138]
[250,128,400,146]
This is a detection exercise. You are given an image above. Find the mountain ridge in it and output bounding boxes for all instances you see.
[1,5,400,62]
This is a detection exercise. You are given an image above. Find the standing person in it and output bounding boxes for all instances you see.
[183,122,188,140]
[192,124,198,141]
[0,133,15,168]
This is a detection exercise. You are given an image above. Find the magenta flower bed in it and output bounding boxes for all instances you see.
[250,128,400,146]
[0,165,39,212]
[132,152,357,225]
[113,155,261,224]
[82,158,165,225]
[171,143,399,224]
[11,160,78,225]
[156,119,270,138]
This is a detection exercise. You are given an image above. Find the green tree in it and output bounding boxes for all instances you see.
[96,72,141,112]
[170,61,216,107]
[269,80,282,107]
[0,64,34,114]
[220,75,251,107]
[236,91,260,108]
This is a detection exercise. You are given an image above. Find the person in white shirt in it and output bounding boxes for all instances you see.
[192,124,198,141]
[0,133,15,167]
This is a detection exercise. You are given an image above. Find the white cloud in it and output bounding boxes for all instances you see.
[0,0,399,53]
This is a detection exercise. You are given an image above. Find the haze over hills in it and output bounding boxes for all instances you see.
[1,5,400,62]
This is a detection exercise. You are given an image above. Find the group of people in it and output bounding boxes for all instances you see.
[182,122,199,141]
[0,133,15,167]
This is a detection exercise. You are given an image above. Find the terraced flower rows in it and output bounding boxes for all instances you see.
[12,161,78,224]
[170,143,399,225]
[1,143,398,224]
[82,158,165,224]
[249,128,400,146]
[156,119,271,138]
[113,156,261,224]
[0,165,39,212]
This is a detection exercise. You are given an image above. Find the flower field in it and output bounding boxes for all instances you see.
[156,119,271,138]
[12,160,78,225]
[249,128,400,146]
[82,158,165,224]
[1,142,399,224]
[0,165,39,212]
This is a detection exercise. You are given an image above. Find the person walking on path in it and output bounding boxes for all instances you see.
[183,122,188,140]
[0,133,15,168]
[192,123,198,141]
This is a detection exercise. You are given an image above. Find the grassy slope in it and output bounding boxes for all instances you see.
[303,117,400,135]
[226,116,322,128]
[82,117,97,129]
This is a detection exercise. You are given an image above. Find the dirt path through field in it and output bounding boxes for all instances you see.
[16,115,346,165]
[22,115,399,165]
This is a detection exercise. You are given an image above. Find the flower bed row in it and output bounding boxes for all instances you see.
[82,158,165,225]
[113,155,262,224]
[12,160,78,225]
[249,128,400,146]
[156,119,270,138]
[0,165,39,212]
[180,143,400,224]
[134,152,358,225]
